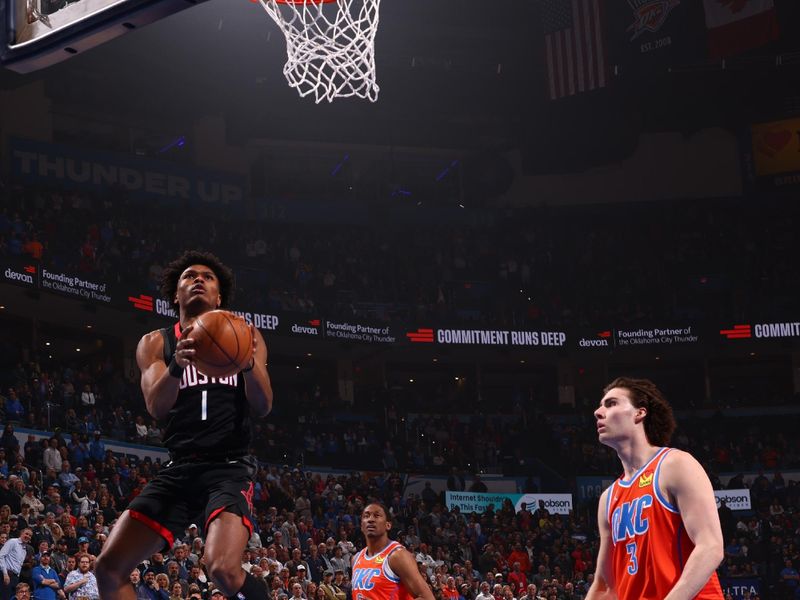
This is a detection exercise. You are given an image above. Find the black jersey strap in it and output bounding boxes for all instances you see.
[159,327,174,364]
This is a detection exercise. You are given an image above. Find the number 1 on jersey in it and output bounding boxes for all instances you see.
[201,390,208,421]
[625,541,638,575]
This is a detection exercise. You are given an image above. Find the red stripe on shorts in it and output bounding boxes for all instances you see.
[129,510,174,548]
[205,507,255,537]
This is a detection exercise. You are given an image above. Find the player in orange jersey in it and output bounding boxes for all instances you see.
[352,503,435,600]
[586,377,724,600]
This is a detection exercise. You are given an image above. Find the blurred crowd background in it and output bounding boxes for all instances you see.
[1,182,800,600]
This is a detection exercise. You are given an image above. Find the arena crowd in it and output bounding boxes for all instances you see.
[1,185,799,329]
[0,351,798,599]
[2,184,800,598]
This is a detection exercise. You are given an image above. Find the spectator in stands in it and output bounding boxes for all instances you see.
[185,566,207,595]
[77,491,98,520]
[154,573,170,598]
[66,436,88,471]
[0,528,32,600]
[442,577,459,600]
[290,582,305,600]
[58,555,76,586]
[31,550,62,600]
[507,546,530,576]
[13,582,31,600]
[129,568,146,599]
[4,391,25,423]
[23,436,42,471]
[31,516,54,550]
[133,416,148,444]
[172,545,191,579]
[49,541,68,577]
[139,569,161,600]
[0,428,18,458]
[42,441,62,474]
[0,473,21,513]
[79,386,95,417]
[306,543,326,582]
[75,538,94,564]
[148,554,167,577]
[63,554,98,600]
[780,559,799,594]
[167,581,183,600]
[319,570,344,600]
[517,584,541,600]
[0,454,10,482]
[22,488,44,518]
[507,563,527,597]
[56,464,78,497]
[165,561,186,591]
[87,433,104,465]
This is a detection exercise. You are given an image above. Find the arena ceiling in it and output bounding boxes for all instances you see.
[0,0,799,171]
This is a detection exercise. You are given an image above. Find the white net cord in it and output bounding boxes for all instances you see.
[255,0,381,103]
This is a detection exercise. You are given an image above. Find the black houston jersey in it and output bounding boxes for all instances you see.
[160,322,252,455]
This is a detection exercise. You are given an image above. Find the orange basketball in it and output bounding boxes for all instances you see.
[189,310,254,378]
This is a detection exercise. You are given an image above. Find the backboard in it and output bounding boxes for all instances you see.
[0,0,209,72]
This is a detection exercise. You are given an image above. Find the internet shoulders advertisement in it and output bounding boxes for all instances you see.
[445,491,573,515]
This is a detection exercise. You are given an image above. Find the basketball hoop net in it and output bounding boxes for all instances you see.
[253,0,381,103]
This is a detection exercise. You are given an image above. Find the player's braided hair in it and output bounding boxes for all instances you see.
[160,250,235,309]
[603,377,676,446]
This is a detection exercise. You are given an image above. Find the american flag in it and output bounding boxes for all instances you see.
[542,0,607,100]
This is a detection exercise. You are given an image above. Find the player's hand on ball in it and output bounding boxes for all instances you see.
[175,325,196,367]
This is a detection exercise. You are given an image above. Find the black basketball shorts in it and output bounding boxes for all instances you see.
[127,456,257,548]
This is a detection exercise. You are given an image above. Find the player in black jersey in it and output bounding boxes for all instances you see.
[96,251,273,600]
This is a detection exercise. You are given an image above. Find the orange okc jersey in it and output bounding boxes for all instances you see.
[606,447,723,600]
[351,541,413,600]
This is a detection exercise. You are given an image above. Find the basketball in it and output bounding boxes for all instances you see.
[189,310,254,378]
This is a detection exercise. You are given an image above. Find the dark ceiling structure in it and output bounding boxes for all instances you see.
[1,0,799,173]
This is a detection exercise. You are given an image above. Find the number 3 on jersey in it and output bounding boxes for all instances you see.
[625,542,638,575]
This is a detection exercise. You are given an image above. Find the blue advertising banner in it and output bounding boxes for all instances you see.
[10,138,246,208]
[3,254,799,351]
[719,577,760,600]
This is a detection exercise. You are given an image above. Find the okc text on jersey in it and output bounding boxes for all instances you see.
[611,495,653,543]
[352,568,382,591]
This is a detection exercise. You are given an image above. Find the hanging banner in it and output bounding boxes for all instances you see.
[606,0,707,73]
[749,118,800,188]
[10,138,246,207]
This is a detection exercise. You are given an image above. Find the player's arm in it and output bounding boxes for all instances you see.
[661,450,724,600]
[242,325,273,418]
[388,547,435,600]
[585,488,617,600]
[137,327,194,420]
